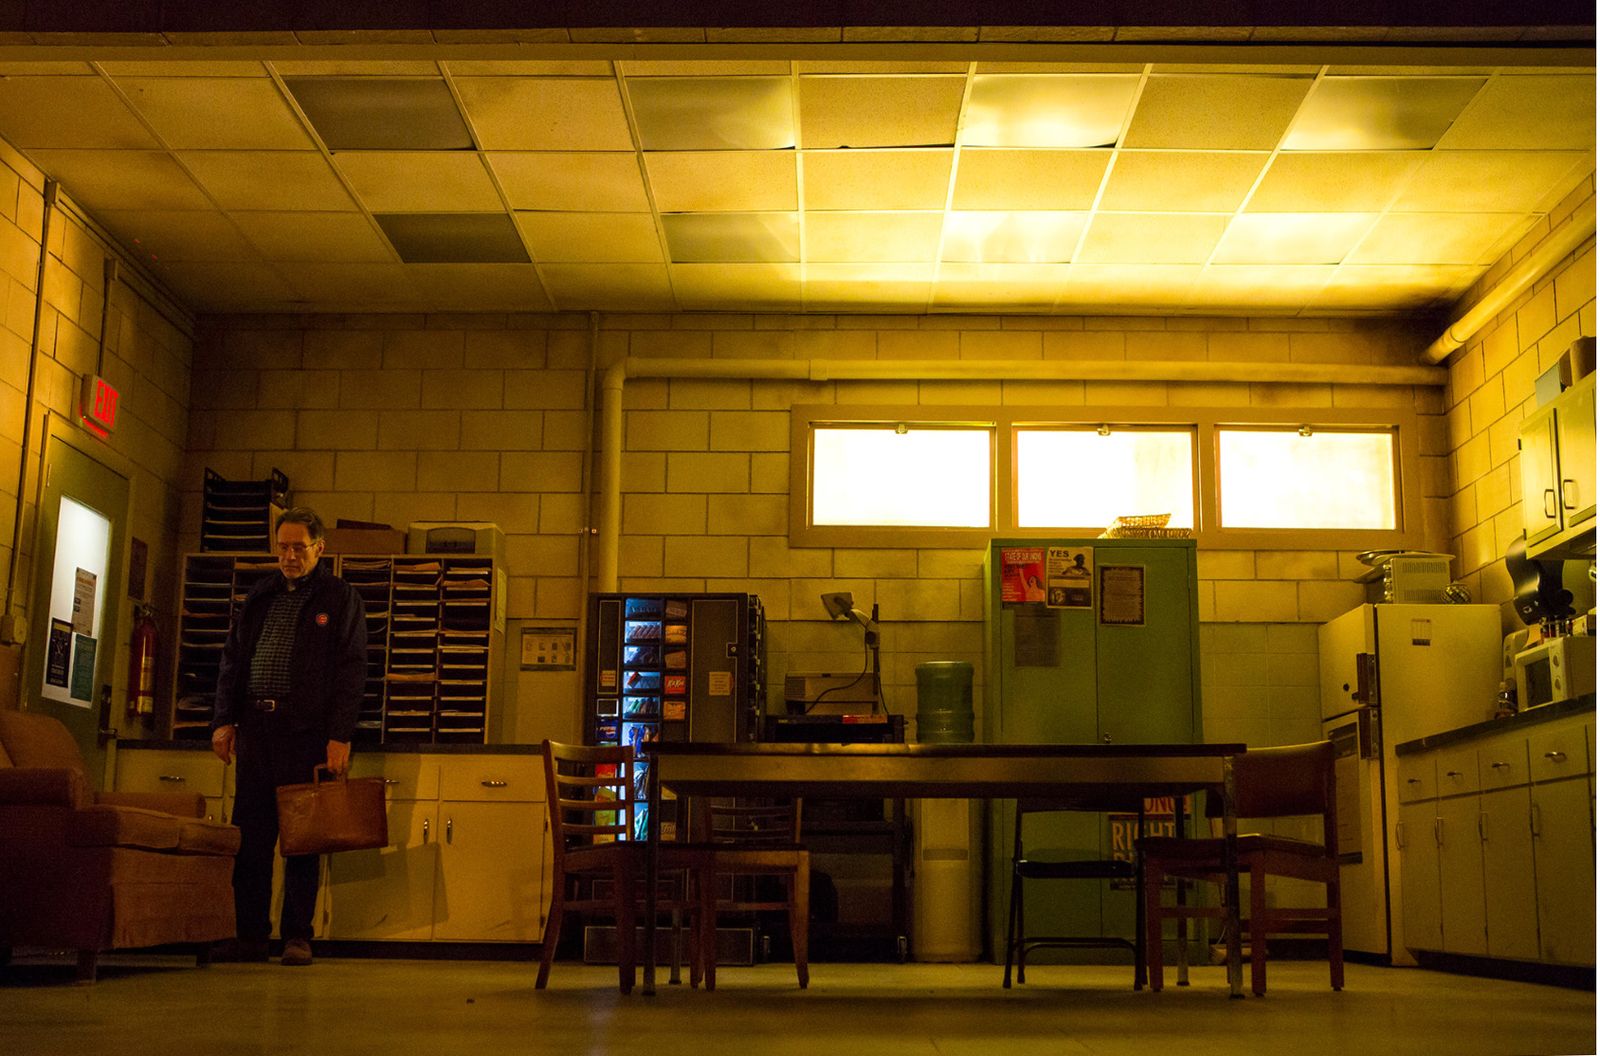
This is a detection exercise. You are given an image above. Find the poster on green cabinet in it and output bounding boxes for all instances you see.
[1098,565,1145,626]
[1046,545,1093,609]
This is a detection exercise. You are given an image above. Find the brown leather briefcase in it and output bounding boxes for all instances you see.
[275,768,388,855]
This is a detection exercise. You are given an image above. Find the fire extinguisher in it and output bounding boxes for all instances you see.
[128,604,158,719]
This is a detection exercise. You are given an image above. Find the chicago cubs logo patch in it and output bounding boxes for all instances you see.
[316,612,330,626]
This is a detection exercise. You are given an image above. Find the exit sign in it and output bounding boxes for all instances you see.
[79,374,120,438]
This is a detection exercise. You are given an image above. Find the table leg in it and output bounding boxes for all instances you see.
[643,753,661,997]
[1222,755,1243,999]
[1175,793,1189,987]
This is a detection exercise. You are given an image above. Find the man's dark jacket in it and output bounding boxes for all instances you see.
[212,563,367,742]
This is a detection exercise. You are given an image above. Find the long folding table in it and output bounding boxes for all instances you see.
[643,741,1246,998]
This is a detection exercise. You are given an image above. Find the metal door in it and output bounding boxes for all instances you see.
[22,427,130,785]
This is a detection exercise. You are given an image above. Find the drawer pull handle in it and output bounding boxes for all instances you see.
[1406,778,1422,785]
[1543,751,1568,763]
[422,817,430,843]
[1490,762,1510,770]
[158,774,186,782]
[383,778,402,785]
[481,779,509,788]
[1445,770,1463,777]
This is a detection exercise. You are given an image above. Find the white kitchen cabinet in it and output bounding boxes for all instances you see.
[1394,710,1594,968]
[1519,371,1596,559]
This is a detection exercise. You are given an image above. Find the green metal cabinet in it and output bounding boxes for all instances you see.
[982,538,1201,961]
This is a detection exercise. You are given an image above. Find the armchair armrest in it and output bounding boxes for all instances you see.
[0,766,91,808]
[96,789,208,818]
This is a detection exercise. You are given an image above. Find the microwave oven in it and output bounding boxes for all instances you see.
[1514,635,1596,710]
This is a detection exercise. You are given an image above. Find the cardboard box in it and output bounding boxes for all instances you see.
[322,527,405,555]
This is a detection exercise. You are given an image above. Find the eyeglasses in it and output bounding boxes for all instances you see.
[276,543,317,556]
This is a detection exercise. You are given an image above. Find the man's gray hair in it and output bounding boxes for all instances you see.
[274,506,326,541]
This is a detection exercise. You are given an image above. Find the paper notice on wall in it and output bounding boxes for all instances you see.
[71,568,97,637]
[69,634,96,704]
[707,670,733,697]
[1045,545,1093,609]
[45,619,71,689]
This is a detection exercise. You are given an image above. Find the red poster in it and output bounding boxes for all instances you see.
[999,547,1046,604]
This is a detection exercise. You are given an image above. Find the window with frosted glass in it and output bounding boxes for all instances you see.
[811,426,991,527]
[1218,428,1397,529]
[1016,429,1195,529]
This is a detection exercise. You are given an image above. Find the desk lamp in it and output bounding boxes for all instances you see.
[821,591,882,713]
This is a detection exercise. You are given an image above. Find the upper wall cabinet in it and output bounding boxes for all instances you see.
[1519,371,1595,561]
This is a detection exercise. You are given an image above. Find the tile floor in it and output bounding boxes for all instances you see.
[0,955,1593,1056]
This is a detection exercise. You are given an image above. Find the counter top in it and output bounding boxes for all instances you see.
[118,739,540,755]
[1394,694,1596,756]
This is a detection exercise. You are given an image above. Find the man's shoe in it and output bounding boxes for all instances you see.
[210,938,269,963]
[280,938,313,967]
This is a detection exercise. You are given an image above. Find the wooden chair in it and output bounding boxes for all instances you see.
[1138,740,1342,996]
[1002,797,1144,989]
[694,797,810,990]
[537,740,714,994]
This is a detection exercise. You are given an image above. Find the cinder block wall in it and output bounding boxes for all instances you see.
[187,311,1443,749]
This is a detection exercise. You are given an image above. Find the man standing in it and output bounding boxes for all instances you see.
[211,507,366,967]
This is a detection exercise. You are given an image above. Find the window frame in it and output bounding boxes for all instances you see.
[790,403,1424,551]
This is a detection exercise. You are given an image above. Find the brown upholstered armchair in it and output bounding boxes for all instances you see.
[0,710,241,982]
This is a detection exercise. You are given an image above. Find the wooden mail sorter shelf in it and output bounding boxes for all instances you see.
[172,553,502,744]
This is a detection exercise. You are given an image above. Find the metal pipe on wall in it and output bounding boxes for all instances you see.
[592,352,1449,589]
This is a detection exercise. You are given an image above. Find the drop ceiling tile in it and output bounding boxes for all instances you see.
[0,76,156,148]
[335,151,502,212]
[1348,212,1532,265]
[180,150,355,211]
[801,61,969,74]
[278,262,420,308]
[96,209,259,263]
[148,260,297,311]
[1212,213,1377,264]
[1313,263,1477,310]
[1245,152,1426,212]
[1437,74,1596,150]
[228,211,395,262]
[114,76,314,149]
[1057,264,1202,308]
[98,61,267,77]
[284,77,474,151]
[805,212,943,263]
[1393,149,1592,212]
[798,75,965,148]
[1078,214,1227,264]
[670,263,801,310]
[0,62,94,75]
[487,152,650,211]
[449,60,615,76]
[646,151,796,212]
[662,212,800,263]
[374,213,529,263]
[961,74,1139,148]
[628,77,794,150]
[1099,151,1269,212]
[932,263,1071,310]
[803,263,933,311]
[515,212,663,262]
[622,60,791,76]
[790,155,945,227]
[1281,76,1485,151]
[941,211,1086,263]
[1123,74,1313,149]
[951,149,1111,210]
[1186,265,1337,309]
[537,262,676,311]
[272,61,440,76]
[455,77,634,150]
[29,150,212,212]
[402,264,555,311]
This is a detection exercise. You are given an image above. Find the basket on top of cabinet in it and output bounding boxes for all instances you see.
[171,552,503,745]
[201,468,289,552]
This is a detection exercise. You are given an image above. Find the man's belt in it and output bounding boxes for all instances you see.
[249,696,283,713]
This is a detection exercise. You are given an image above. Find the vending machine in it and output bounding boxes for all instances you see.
[583,591,766,839]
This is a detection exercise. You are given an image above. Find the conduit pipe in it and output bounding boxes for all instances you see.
[594,353,1447,590]
[1421,197,1596,365]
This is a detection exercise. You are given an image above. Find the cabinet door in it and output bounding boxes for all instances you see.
[1480,786,1539,961]
[1531,776,1596,965]
[1398,800,1442,952]
[326,800,439,940]
[1555,373,1595,529]
[432,800,544,941]
[1519,407,1562,547]
[1436,796,1487,956]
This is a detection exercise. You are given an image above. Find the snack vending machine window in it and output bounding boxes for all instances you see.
[584,592,766,839]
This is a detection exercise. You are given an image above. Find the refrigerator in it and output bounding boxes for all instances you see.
[584,592,766,840]
[1318,603,1503,963]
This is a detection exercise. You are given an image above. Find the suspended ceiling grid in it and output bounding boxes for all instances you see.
[0,57,1590,316]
